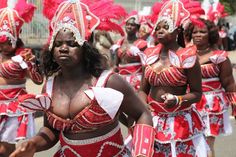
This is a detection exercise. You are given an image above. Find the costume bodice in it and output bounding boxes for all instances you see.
[19,70,124,133]
[200,50,227,78]
[116,38,147,59]
[0,48,30,79]
[0,61,26,79]
[143,44,197,87]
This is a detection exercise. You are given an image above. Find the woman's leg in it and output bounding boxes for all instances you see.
[207,136,215,157]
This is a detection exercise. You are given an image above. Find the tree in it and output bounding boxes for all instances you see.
[219,0,235,15]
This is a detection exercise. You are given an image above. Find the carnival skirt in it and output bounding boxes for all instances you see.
[195,79,232,137]
[148,96,208,157]
[54,125,130,157]
[0,84,35,144]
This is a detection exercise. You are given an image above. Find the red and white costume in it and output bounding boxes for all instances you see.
[0,49,43,143]
[0,84,35,144]
[115,38,147,90]
[141,44,208,157]
[19,70,132,157]
[109,12,147,90]
[0,0,42,143]
[194,50,232,137]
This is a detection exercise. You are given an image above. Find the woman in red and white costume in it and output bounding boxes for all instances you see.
[111,11,147,91]
[0,0,43,156]
[10,0,155,157]
[186,17,236,157]
[206,2,228,51]
[139,0,209,156]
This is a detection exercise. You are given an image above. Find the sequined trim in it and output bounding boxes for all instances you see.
[61,124,120,145]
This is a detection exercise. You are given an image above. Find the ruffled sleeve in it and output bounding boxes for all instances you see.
[209,50,228,64]
[138,44,162,65]
[18,94,51,112]
[169,46,197,69]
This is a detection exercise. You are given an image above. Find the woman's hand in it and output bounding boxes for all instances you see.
[161,93,178,108]
[10,140,36,157]
[20,48,35,62]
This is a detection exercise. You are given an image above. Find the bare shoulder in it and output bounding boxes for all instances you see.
[106,73,133,94]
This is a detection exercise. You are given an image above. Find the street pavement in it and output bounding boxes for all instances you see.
[23,51,236,157]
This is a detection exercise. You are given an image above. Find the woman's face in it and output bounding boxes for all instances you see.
[139,25,149,39]
[192,25,209,47]
[154,21,176,44]
[0,39,15,56]
[53,29,82,67]
[125,18,139,35]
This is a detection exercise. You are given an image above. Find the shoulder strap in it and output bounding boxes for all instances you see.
[95,70,114,87]
[46,76,55,97]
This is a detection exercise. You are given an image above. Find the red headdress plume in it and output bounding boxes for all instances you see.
[207,2,228,23]
[150,0,204,32]
[0,0,36,48]
[43,0,127,50]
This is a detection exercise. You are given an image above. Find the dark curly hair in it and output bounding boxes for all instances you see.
[184,18,219,46]
[41,41,107,78]
[16,38,24,48]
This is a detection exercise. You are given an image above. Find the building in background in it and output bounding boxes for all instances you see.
[20,0,159,46]
[21,0,48,46]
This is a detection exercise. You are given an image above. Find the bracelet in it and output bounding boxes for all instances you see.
[132,124,155,157]
[177,96,183,105]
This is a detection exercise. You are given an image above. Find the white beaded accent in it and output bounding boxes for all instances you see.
[49,23,84,51]
[0,31,16,48]
[97,141,125,157]
[141,148,147,154]
[156,16,175,33]
[144,138,149,143]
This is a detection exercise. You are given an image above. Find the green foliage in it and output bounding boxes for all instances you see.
[220,0,236,15]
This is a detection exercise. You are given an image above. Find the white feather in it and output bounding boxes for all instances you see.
[7,0,17,9]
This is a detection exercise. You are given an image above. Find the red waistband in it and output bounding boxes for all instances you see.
[0,87,26,100]
[118,63,142,75]
[147,95,191,114]
[56,126,127,157]
[202,80,222,92]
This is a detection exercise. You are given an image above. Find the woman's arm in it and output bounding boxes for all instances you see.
[219,58,236,116]
[107,73,154,157]
[138,68,151,103]
[107,73,152,125]
[10,115,60,157]
[19,48,43,85]
[219,58,236,92]
[34,115,60,151]
[182,59,202,105]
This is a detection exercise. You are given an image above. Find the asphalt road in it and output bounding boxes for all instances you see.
[22,51,236,157]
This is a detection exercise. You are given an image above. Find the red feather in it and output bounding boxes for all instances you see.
[190,16,205,28]
[81,0,127,35]
[0,0,7,9]
[43,0,65,20]
[97,19,124,36]
[14,0,36,23]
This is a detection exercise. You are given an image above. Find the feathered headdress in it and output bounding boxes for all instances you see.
[43,0,127,50]
[151,0,204,32]
[124,10,140,25]
[0,0,36,48]
[207,2,228,24]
